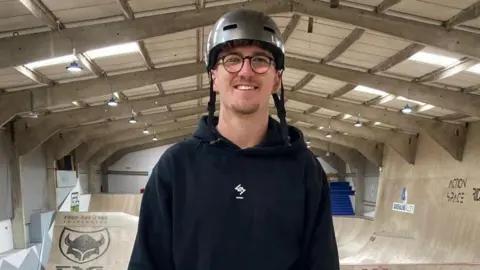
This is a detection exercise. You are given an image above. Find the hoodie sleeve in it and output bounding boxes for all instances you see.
[305,155,340,270]
[128,157,175,270]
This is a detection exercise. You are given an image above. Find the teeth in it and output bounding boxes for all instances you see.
[236,85,254,90]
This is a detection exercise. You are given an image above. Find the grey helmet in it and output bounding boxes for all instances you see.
[204,9,290,147]
[204,9,285,71]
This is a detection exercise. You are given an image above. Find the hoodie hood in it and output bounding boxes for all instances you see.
[193,115,308,156]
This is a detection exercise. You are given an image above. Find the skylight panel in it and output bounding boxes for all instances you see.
[396,96,426,106]
[85,42,140,59]
[467,63,480,74]
[353,85,389,96]
[409,52,459,67]
[25,55,77,69]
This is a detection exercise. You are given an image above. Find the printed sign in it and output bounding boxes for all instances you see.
[71,192,79,212]
[392,186,415,214]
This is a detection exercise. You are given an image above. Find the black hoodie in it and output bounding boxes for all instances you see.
[128,115,339,270]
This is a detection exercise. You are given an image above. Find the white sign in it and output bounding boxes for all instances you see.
[392,186,415,214]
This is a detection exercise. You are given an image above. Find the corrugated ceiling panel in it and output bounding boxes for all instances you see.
[122,84,159,98]
[0,68,36,89]
[95,53,146,72]
[382,60,439,78]
[169,99,199,110]
[0,1,43,32]
[436,71,480,88]
[129,0,194,12]
[303,76,345,95]
[390,1,460,21]
[162,75,197,92]
[46,0,123,23]
[285,99,315,112]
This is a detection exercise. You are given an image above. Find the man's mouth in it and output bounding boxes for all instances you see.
[234,85,259,91]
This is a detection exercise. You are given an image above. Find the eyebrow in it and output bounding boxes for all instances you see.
[221,51,273,58]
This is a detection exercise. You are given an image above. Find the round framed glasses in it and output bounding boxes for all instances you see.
[218,54,274,74]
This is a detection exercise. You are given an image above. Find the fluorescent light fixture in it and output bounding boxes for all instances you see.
[354,120,362,127]
[143,127,150,134]
[25,54,78,69]
[396,96,425,106]
[409,52,459,67]
[467,63,480,74]
[152,135,158,141]
[325,133,332,138]
[318,126,324,130]
[129,116,137,124]
[85,42,140,59]
[353,85,389,97]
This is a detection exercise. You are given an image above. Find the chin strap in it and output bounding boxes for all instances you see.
[207,74,217,142]
[272,81,291,147]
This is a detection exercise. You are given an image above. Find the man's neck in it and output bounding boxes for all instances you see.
[216,106,269,149]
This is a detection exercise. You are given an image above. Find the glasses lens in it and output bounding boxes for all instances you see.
[223,55,243,73]
[250,56,271,74]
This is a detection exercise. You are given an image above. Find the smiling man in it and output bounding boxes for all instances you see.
[128,9,339,270]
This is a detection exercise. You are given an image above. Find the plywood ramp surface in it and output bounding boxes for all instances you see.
[45,212,138,270]
[88,194,143,216]
[340,122,480,265]
[333,217,374,259]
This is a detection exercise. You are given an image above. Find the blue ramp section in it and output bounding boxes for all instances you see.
[330,182,355,216]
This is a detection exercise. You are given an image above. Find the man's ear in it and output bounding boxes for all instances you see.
[272,71,282,94]
[211,70,219,93]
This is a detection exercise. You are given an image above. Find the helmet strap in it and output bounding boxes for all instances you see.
[207,72,217,139]
[272,80,291,147]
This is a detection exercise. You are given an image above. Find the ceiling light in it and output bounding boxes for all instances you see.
[318,126,324,130]
[343,114,352,120]
[152,135,158,141]
[129,116,137,124]
[325,133,332,138]
[402,104,412,114]
[66,61,82,72]
[374,121,381,125]
[326,151,330,157]
[354,120,362,127]
[107,97,118,106]
[409,52,459,67]
[143,127,150,134]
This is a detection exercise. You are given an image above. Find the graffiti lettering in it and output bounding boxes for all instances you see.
[446,191,464,203]
[473,188,480,202]
[56,266,103,270]
[448,178,467,189]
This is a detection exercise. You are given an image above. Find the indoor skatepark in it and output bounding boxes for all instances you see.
[1,0,480,269]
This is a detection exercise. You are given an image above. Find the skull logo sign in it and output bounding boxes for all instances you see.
[59,227,111,264]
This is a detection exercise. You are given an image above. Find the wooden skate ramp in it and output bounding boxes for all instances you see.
[45,212,138,270]
[333,216,374,259]
[339,123,480,267]
[88,194,142,216]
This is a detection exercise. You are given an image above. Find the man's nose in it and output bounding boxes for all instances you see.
[238,58,255,76]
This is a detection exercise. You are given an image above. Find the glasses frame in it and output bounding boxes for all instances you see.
[216,53,275,74]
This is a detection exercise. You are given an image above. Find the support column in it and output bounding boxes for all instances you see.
[87,162,97,194]
[6,123,27,249]
[354,156,366,216]
[45,147,57,210]
[101,163,109,193]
